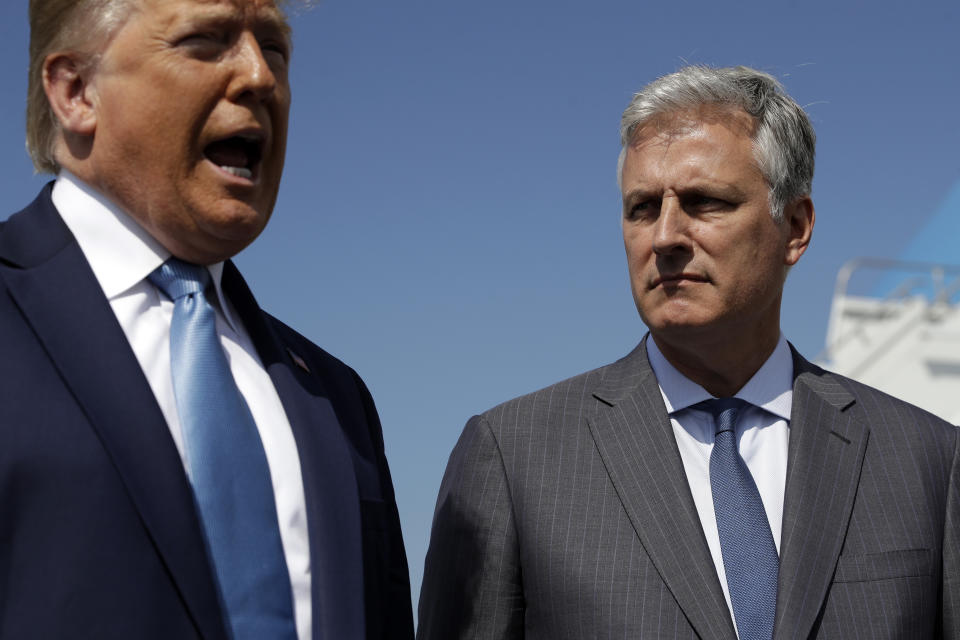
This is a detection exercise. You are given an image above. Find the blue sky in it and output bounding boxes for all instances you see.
[2,0,958,617]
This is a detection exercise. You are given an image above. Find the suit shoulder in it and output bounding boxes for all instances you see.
[0,184,67,268]
[262,312,360,378]
[810,366,957,442]
[260,311,389,441]
[259,311,376,407]
[477,355,629,434]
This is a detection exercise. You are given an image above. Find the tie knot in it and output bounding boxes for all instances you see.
[148,258,211,301]
[695,397,750,435]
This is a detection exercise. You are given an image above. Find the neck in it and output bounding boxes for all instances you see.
[650,325,781,397]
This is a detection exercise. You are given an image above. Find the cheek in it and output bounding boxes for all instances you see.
[623,229,650,265]
[102,106,188,168]
[724,243,784,302]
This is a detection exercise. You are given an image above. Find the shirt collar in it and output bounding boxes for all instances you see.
[647,333,793,421]
[52,170,240,332]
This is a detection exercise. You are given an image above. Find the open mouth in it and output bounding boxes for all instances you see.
[204,134,264,181]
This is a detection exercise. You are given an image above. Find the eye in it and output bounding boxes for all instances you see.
[176,31,230,58]
[684,194,732,213]
[625,199,659,222]
[259,38,291,66]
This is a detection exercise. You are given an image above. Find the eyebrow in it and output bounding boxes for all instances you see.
[258,8,292,43]
[621,188,653,209]
[621,182,748,206]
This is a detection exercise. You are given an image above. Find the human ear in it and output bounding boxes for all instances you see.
[42,52,98,137]
[783,196,815,266]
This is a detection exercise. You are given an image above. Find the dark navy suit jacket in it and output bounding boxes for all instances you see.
[0,186,414,639]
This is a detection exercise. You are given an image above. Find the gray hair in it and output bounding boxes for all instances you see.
[618,65,815,221]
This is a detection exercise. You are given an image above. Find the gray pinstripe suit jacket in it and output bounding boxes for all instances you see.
[418,338,959,639]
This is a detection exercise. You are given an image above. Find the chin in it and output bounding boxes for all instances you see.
[200,199,272,235]
[169,211,267,265]
[638,296,707,326]
[641,308,722,337]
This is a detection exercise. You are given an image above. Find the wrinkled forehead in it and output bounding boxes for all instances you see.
[630,105,757,149]
[132,0,290,34]
[195,0,288,19]
[145,0,286,11]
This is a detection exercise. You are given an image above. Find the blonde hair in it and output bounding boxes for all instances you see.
[27,0,138,174]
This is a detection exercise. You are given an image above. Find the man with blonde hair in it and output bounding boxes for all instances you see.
[418,65,958,639]
[0,1,413,638]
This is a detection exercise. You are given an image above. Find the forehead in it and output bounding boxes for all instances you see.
[133,0,289,32]
[624,107,760,180]
[631,106,755,150]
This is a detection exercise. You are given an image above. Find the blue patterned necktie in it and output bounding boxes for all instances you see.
[699,397,779,640]
[149,258,297,640]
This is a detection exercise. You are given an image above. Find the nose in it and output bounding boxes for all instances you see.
[651,195,692,256]
[227,32,280,104]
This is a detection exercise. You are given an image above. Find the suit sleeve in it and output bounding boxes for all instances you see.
[417,415,525,639]
[943,425,960,639]
[354,373,415,640]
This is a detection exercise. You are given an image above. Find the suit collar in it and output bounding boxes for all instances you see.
[773,347,866,640]
[591,338,657,405]
[589,337,738,640]
[0,188,230,640]
[0,183,67,267]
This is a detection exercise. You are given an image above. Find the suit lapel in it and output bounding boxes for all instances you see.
[773,349,868,640]
[223,264,365,640]
[0,190,228,640]
[588,339,737,640]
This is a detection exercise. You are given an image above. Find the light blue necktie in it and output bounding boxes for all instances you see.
[150,258,297,640]
[700,397,778,640]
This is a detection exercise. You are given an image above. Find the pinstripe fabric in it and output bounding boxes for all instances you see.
[418,338,960,639]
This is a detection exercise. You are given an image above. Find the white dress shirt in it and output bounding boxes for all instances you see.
[52,171,312,640]
[646,335,793,632]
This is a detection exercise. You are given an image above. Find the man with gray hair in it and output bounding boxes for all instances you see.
[418,65,958,639]
[0,1,413,638]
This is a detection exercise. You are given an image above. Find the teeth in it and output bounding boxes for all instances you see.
[221,166,252,179]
